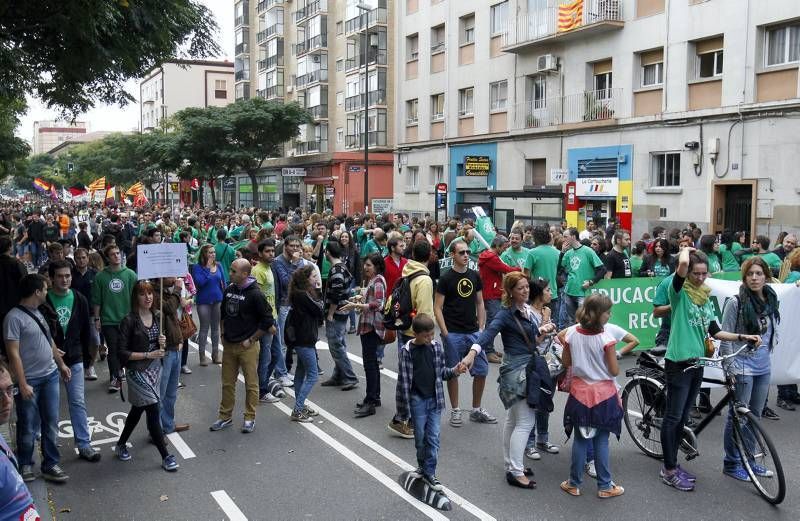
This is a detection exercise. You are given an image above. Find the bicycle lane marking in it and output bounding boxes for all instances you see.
[211,490,248,521]
[189,339,496,521]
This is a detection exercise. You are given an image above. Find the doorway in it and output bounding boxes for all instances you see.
[711,181,755,240]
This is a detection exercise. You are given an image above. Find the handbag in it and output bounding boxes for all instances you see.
[513,314,555,412]
[179,313,197,340]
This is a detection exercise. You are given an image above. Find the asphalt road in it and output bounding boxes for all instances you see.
[38,328,800,521]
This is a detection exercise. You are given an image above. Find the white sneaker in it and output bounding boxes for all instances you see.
[85,366,98,381]
[279,375,294,388]
[449,408,463,427]
[585,460,597,478]
[259,392,280,403]
[525,447,542,460]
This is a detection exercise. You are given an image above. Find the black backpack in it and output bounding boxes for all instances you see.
[382,271,426,331]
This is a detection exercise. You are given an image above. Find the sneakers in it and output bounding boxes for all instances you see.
[209,418,233,431]
[422,474,444,492]
[291,410,313,423]
[487,352,503,364]
[598,484,625,498]
[410,467,424,479]
[241,420,255,433]
[536,442,560,454]
[776,398,795,411]
[20,465,35,482]
[162,454,179,472]
[723,467,751,482]
[108,377,121,394]
[85,366,98,381]
[78,446,101,462]
[199,358,209,367]
[41,464,69,483]
[469,408,498,424]
[387,419,414,439]
[560,480,580,496]
[320,378,343,387]
[585,460,597,478]
[279,375,294,388]
[677,465,696,482]
[449,408,463,427]
[762,406,780,420]
[751,464,774,478]
[180,365,192,374]
[116,445,132,461]
[259,392,281,403]
[302,405,319,417]
[525,447,541,460]
[661,467,695,491]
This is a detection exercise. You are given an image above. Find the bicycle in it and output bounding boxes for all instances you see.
[622,345,786,505]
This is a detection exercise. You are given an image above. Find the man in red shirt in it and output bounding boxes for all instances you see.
[383,234,408,294]
[477,235,519,363]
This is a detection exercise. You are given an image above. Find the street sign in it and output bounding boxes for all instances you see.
[137,243,188,280]
[222,177,236,192]
[348,165,362,173]
[371,198,393,214]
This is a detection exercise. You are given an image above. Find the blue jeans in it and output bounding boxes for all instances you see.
[410,394,441,478]
[550,297,562,330]
[293,347,319,412]
[258,332,286,394]
[325,318,357,384]
[484,299,502,354]
[662,360,704,470]
[562,293,584,328]
[64,362,91,449]
[159,350,181,433]
[526,410,551,448]
[723,373,770,472]
[278,305,291,370]
[443,332,488,377]
[570,428,612,490]
[15,369,61,469]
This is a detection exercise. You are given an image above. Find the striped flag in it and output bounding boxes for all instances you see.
[33,178,52,192]
[105,186,115,201]
[126,182,145,196]
[558,0,583,32]
[88,177,106,192]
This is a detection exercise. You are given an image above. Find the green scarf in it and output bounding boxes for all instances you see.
[738,284,780,334]
[683,278,711,306]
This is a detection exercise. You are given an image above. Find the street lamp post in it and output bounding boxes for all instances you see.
[357,3,371,214]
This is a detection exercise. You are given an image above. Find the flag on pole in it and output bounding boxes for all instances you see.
[68,184,87,196]
[105,186,115,201]
[126,182,145,197]
[50,184,58,200]
[558,0,583,32]
[33,178,51,192]
[88,177,106,192]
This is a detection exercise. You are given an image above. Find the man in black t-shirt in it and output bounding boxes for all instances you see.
[433,239,496,428]
[604,230,632,279]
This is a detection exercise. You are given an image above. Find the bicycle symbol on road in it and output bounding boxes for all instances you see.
[58,411,128,448]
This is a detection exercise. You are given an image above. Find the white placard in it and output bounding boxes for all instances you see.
[550,168,568,184]
[137,243,189,280]
[371,198,393,214]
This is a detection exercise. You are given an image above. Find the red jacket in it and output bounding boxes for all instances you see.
[478,249,520,301]
[383,254,408,294]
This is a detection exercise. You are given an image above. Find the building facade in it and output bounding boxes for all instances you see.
[394,0,800,240]
[233,0,396,212]
[32,120,88,155]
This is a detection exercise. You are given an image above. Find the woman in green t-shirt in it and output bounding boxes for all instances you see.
[630,241,646,277]
[698,235,722,274]
[719,231,742,272]
[639,238,674,277]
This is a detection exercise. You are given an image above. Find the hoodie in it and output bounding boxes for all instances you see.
[221,276,274,343]
[400,260,434,338]
[478,249,520,301]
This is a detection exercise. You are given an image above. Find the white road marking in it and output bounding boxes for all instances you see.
[166,432,196,459]
[210,490,248,521]
[315,340,399,380]
[189,339,496,521]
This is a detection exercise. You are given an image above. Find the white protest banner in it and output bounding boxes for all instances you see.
[136,243,189,280]
[706,278,800,386]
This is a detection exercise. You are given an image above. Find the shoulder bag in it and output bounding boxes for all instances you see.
[513,313,555,413]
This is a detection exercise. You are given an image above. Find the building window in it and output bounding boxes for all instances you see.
[431,93,445,121]
[336,91,344,106]
[652,152,681,187]
[528,74,546,108]
[460,14,475,45]
[698,49,723,78]
[490,80,507,111]
[214,79,227,99]
[430,165,444,186]
[407,33,419,61]
[336,127,344,143]
[641,62,663,87]
[406,98,419,124]
[458,87,474,117]
[336,59,344,72]
[525,158,547,186]
[594,71,612,97]
[490,1,508,36]
[765,24,800,66]
[336,21,343,35]
[406,166,419,192]
[431,24,446,53]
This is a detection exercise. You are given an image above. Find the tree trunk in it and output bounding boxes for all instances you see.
[198,181,204,207]
[209,179,218,207]
[249,171,260,209]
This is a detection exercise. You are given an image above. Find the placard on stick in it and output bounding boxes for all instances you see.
[137,243,189,280]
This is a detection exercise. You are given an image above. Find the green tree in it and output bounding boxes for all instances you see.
[0,99,30,179]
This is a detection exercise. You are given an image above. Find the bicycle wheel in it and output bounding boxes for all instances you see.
[622,377,665,459]
[732,410,786,505]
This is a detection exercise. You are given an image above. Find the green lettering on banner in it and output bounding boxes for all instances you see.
[586,277,665,350]
[712,271,742,281]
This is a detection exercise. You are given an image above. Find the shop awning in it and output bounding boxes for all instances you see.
[303,176,335,185]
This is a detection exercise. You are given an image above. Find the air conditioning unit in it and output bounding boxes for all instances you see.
[537,54,558,73]
[312,55,321,63]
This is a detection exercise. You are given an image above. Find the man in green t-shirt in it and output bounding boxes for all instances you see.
[734,235,782,276]
[524,225,561,325]
[560,228,605,327]
[500,228,529,269]
[91,244,137,393]
[214,232,237,285]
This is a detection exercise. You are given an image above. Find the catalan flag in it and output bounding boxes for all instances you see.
[126,182,145,197]
[558,0,583,33]
[33,178,52,192]
[88,176,106,192]
[105,186,116,201]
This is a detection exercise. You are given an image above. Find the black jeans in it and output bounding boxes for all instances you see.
[101,324,122,380]
[118,403,168,459]
[661,359,704,470]
[360,330,381,404]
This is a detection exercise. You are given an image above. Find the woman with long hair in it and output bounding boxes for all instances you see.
[342,253,386,418]
[780,248,800,284]
[115,281,179,472]
[719,257,780,480]
[338,231,361,334]
[698,235,722,273]
[630,241,646,277]
[719,231,742,272]
[191,244,225,365]
[473,272,557,490]
[639,238,674,277]
[286,265,325,423]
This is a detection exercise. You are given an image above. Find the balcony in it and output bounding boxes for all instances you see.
[257,0,282,13]
[235,13,249,28]
[265,85,284,100]
[345,48,388,73]
[235,70,250,82]
[296,34,327,56]
[295,139,328,155]
[345,90,387,112]
[345,6,387,35]
[295,0,327,23]
[257,59,267,71]
[502,0,623,53]
[514,88,624,130]
[345,132,383,149]
[235,42,250,56]
[296,69,328,89]
[306,104,328,120]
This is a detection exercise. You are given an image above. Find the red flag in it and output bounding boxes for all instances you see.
[190,178,200,191]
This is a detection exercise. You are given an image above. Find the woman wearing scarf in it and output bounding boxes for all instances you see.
[659,248,760,492]
[719,257,780,481]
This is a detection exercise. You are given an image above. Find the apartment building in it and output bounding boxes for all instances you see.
[394,0,800,240]
[31,120,88,155]
[234,0,395,212]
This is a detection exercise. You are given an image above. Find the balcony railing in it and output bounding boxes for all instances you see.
[503,0,622,51]
[235,13,249,27]
[265,54,283,69]
[257,0,282,13]
[345,49,388,72]
[265,23,282,38]
[514,88,623,130]
[307,104,328,120]
[296,33,327,55]
[295,0,327,23]
[235,42,249,56]
[345,90,387,112]
[257,59,267,71]
[345,7,387,35]
[345,132,383,149]
[235,70,250,82]
[295,139,328,155]
[296,68,328,88]
[265,85,285,99]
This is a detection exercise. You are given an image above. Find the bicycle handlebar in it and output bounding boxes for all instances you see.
[683,343,754,371]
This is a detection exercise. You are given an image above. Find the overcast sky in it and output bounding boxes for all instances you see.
[16,0,234,145]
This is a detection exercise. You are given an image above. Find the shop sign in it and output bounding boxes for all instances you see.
[282,168,307,177]
[550,168,568,183]
[575,176,618,197]
[464,156,490,176]
[222,178,236,192]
